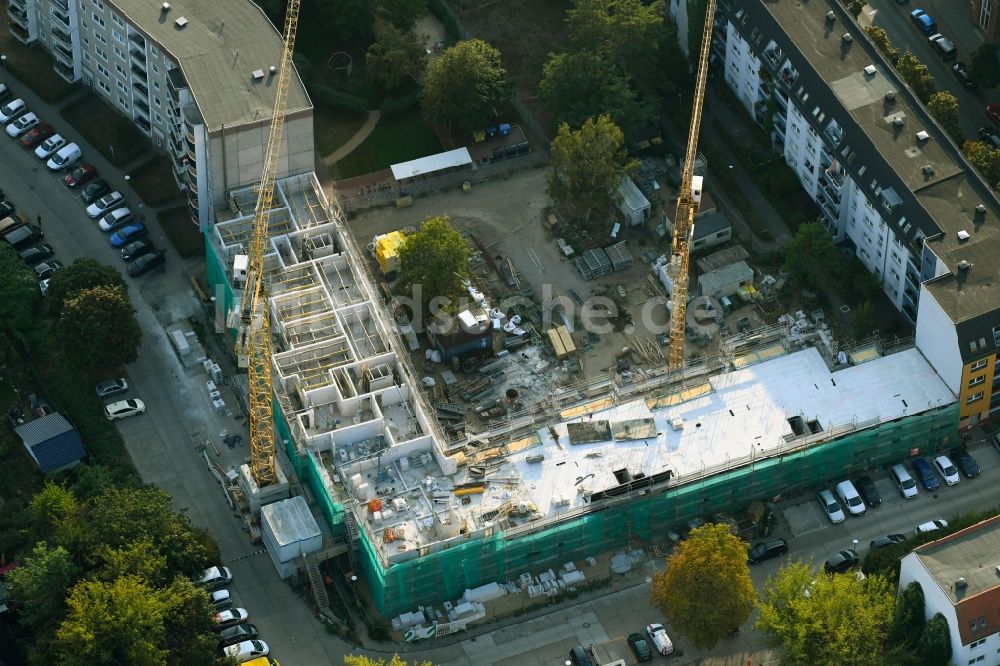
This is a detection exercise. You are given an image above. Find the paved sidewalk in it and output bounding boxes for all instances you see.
[322,110,380,166]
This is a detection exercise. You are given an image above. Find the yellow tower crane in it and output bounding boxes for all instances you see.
[233,0,302,487]
[667,0,717,370]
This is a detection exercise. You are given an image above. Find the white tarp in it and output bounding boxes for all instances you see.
[391,148,473,180]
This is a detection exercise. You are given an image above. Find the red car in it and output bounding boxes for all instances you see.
[988,103,1000,125]
[18,124,54,149]
[64,163,97,188]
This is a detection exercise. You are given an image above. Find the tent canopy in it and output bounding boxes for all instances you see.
[391,148,473,181]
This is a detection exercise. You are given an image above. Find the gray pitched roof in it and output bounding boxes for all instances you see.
[15,412,86,473]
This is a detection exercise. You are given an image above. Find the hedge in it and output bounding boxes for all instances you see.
[306,81,369,114]
[380,92,421,117]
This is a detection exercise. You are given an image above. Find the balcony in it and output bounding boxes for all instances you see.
[53,60,76,83]
[51,26,73,46]
[134,115,151,134]
[128,32,145,48]
[50,1,69,23]
[134,100,150,118]
[132,80,149,98]
[824,160,846,190]
[7,7,28,29]
[186,159,197,180]
[129,50,147,72]
[825,122,844,148]
[777,62,799,90]
[902,303,917,325]
[53,44,73,66]
[8,21,33,44]
[130,64,147,82]
[51,0,69,10]
[763,43,784,71]
[8,0,26,9]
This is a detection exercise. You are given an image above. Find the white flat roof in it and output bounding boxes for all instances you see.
[391,148,472,180]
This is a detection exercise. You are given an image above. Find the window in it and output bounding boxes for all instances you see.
[95,32,107,45]
[150,45,158,57]
[981,0,991,31]
[112,13,124,28]
[970,375,986,388]
[117,96,129,111]
[114,46,125,60]
[967,391,984,404]
[116,80,127,94]
[972,358,989,371]
[972,638,987,648]
[97,79,111,94]
[153,112,162,124]
[111,29,124,45]
[115,63,126,78]
[96,62,109,77]
[82,36,89,46]
[83,52,90,62]
[91,0,103,7]
[92,13,105,28]
[152,95,160,107]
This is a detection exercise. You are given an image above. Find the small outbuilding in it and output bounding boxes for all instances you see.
[618,175,651,227]
[261,495,323,579]
[15,412,86,474]
[698,260,754,298]
[427,309,492,361]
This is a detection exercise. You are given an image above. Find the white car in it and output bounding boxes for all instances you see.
[46,142,81,171]
[86,191,125,218]
[5,112,39,137]
[209,588,232,609]
[646,622,674,655]
[222,639,268,663]
[0,98,26,123]
[817,489,845,524]
[835,480,866,517]
[197,565,233,588]
[933,455,961,486]
[213,607,249,629]
[916,519,949,536]
[34,133,66,159]
[98,207,134,232]
[104,398,145,421]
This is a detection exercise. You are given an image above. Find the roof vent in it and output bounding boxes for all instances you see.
[957,577,968,589]
[174,16,188,28]
[252,69,265,81]
[842,33,853,44]
[916,130,930,142]
[885,90,896,103]
[161,1,170,10]
[863,64,876,76]
[922,164,935,176]
[893,116,904,128]
[957,229,971,242]
[826,10,836,21]
[976,203,987,215]
[958,260,972,271]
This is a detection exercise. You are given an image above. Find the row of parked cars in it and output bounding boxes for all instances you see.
[0,86,82,171]
[568,624,674,664]
[196,565,278,665]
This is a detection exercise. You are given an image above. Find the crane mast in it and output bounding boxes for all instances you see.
[234,0,301,487]
[667,0,717,370]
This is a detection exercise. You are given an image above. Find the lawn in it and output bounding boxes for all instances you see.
[60,93,147,166]
[334,114,442,179]
[158,205,203,259]
[0,14,76,103]
[313,103,368,157]
[130,155,184,206]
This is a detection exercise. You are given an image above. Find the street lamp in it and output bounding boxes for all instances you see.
[1,55,7,85]
[852,538,859,551]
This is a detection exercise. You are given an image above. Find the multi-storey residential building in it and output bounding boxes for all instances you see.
[682,0,1000,428]
[7,0,313,224]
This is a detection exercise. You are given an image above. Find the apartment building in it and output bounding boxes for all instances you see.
[685,0,1000,428]
[7,0,313,225]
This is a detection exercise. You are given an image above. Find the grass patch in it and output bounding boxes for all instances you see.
[129,156,183,206]
[314,103,368,157]
[334,113,442,179]
[60,93,146,166]
[158,205,203,259]
[0,14,75,103]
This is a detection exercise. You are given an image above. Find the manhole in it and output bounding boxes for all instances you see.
[840,304,851,313]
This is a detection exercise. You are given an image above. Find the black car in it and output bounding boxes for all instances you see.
[127,250,165,276]
[855,475,881,507]
[121,238,155,262]
[952,62,978,90]
[0,201,14,218]
[950,447,981,478]
[870,534,907,550]
[748,538,788,564]
[627,633,653,663]
[81,179,111,204]
[568,645,593,666]
[217,623,259,649]
[824,549,860,574]
[17,243,54,265]
[3,224,43,250]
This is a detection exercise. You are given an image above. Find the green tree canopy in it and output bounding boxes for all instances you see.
[897,52,935,103]
[916,612,952,666]
[549,114,636,232]
[928,91,961,142]
[44,257,127,318]
[6,541,79,633]
[783,220,837,288]
[0,241,41,340]
[891,581,926,648]
[969,43,1000,88]
[963,139,1000,191]
[345,656,435,666]
[851,300,877,339]
[756,561,896,666]
[566,0,662,70]
[395,216,471,316]
[421,39,512,133]
[57,285,142,375]
[366,19,427,91]
[29,481,78,543]
[846,0,866,17]
[651,523,756,649]
[864,26,900,65]
[375,0,426,30]
[159,578,218,666]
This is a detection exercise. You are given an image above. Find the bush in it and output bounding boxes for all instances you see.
[306,81,369,114]
[379,91,420,117]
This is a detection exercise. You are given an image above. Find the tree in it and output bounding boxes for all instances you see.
[756,561,896,666]
[57,285,142,375]
[421,39,512,133]
[916,612,952,666]
[963,140,1000,189]
[852,300,877,339]
[345,657,434,666]
[6,542,78,632]
[928,91,961,142]
[0,241,41,340]
[891,581,925,648]
[304,0,375,42]
[864,26,899,65]
[367,20,427,91]
[159,578,218,666]
[896,52,935,103]
[395,216,471,315]
[549,115,636,231]
[782,220,837,288]
[566,0,662,70]
[846,0,866,18]
[29,481,78,543]
[376,0,426,30]
[969,43,1000,89]
[44,257,127,317]
[650,523,756,649]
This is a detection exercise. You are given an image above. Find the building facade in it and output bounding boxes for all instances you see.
[7,0,314,225]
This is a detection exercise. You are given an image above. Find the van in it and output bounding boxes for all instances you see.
[0,212,27,236]
[835,480,866,516]
[46,142,80,172]
[817,489,845,524]
[890,463,918,498]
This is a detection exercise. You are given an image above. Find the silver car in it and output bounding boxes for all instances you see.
[95,378,128,398]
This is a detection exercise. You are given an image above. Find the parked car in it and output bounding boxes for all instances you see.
[626,632,653,663]
[103,398,145,421]
[979,126,1000,149]
[870,534,907,550]
[916,519,948,536]
[98,207,134,232]
[45,142,80,171]
[988,103,1000,126]
[86,191,125,218]
[0,98,27,124]
[3,224,44,250]
[39,278,50,296]
[17,243,54,265]
[18,123,55,149]
[121,237,155,262]
[109,222,146,248]
[81,179,111,204]
[855,475,881,507]
[0,213,23,237]
[222,639,268,663]
[748,538,788,564]
[217,624,260,649]
[890,463,919,498]
[5,112,39,138]
[34,133,67,160]
[824,549,860,574]
[210,589,232,610]
[835,480,866,516]
[912,458,940,491]
[928,33,956,60]
[932,454,960,486]
[34,260,63,281]
[95,378,128,398]
[212,608,249,631]
[645,623,673,655]
[953,62,978,90]
[0,84,11,103]
[127,250,165,276]
[950,447,980,478]
[197,566,234,589]
[909,9,937,34]
[568,645,593,666]
[65,164,97,188]
[817,488,845,524]
[0,201,15,219]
